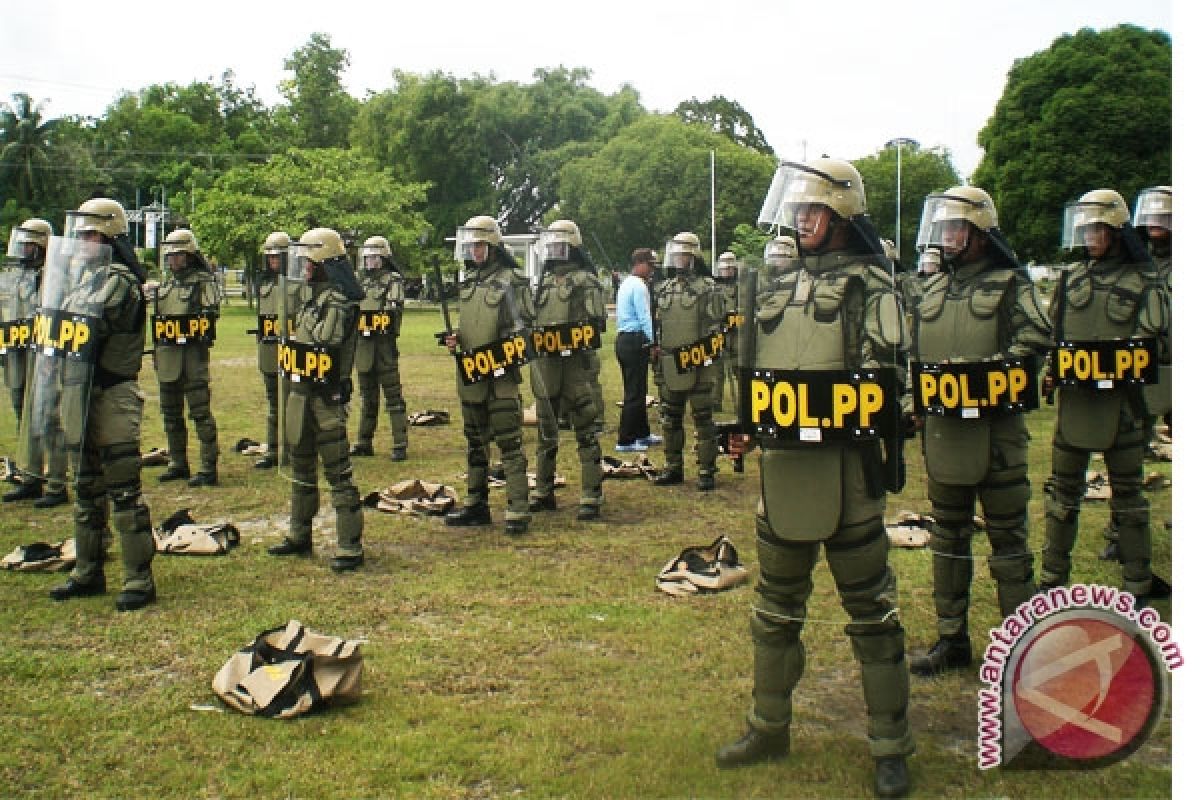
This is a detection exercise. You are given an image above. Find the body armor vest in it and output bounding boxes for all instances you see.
[456,264,527,403]
[354,270,403,372]
[2,271,39,390]
[916,262,1012,361]
[1056,258,1155,449]
[754,259,864,371]
[96,265,146,385]
[656,273,720,391]
[531,266,602,398]
[291,284,356,398]
[155,266,218,383]
[1143,251,1171,415]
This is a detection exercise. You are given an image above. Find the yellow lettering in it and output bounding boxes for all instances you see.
[1057,349,1073,380]
[750,379,770,423]
[959,373,979,408]
[831,383,857,428]
[918,373,938,408]
[771,381,796,428]
[1072,349,1090,380]
[513,336,527,360]
[580,324,595,347]
[501,339,516,365]
[1008,367,1027,404]
[939,373,960,408]
[797,384,819,427]
[1114,349,1132,379]
[859,383,884,426]
[570,326,584,349]
[71,321,90,351]
[318,353,332,377]
[679,347,693,370]
[460,353,478,382]
[1091,350,1111,380]
[304,351,318,376]
[1133,347,1149,377]
[58,320,74,349]
[987,370,1007,406]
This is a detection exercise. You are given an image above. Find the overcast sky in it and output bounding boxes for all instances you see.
[0,0,1176,179]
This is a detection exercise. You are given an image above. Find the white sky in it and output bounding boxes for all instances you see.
[0,0,1175,179]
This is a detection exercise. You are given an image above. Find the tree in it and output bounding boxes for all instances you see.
[280,33,358,149]
[974,24,1171,262]
[674,96,773,156]
[854,144,960,267]
[0,93,59,206]
[186,148,429,277]
[558,115,776,264]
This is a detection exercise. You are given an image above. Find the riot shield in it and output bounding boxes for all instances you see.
[0,263,37,374]
[276,246,310,473]
[17,235,110,480]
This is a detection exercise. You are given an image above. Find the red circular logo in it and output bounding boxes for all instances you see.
[1012,616,1157,761]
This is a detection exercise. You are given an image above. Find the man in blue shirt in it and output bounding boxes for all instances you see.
[614,248,661,451]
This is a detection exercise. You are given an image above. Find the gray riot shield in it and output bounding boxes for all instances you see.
[18,236,110,480]
[1,264,38,393]
[276,247,310,473]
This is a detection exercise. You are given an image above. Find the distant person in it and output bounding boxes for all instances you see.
[249,231,294,470]
[710,251,740,415]
[614,248,658,452]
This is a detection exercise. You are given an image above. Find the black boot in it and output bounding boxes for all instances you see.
[653,469,684,486]
[49,575,106,601]
[505,518,530,536]
[446,504,492,527]
[529,494,557,512]
[697,473,715,491]
[1136,573,1172,609]
[115,587,156,612]
[331,554,364,573]
[874,755,910,798]
[267,539,313,556]
[3,481,43,502]
[188,471,218,488]
[158,465,191,483]
[254,454,278,469]
[349,443,374,457]
[715,727,789,768]
[1099,540,1121,561]
[33,490,69,509]
[390,447,407,462]
[910,634,972,676]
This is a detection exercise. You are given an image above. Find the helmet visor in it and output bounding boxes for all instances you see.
[1132,188,1172,231]
[6,227,43,260]
[455,225,492,263]
[1061,202,1118,250]
[358,246,388,271]
[537,231,572,263]
[758,162,852,230]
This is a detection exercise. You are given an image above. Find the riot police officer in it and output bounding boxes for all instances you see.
[715,158,913,798]
[46,197,159,611]
[249,231,292,469]
[1040,189,1170,606]
[528,220,606,521]
[906,187,1053,675]
[711,251,740,415]
[3,218,69,507]
[442,215,534,536]
[651,231,725,490]
[153,228,221,487]
[349,235,409,461]
[267,227,365,573]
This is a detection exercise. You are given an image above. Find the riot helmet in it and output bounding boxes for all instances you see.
[917,247,943,276]
[1061,189,1147,262]
[1133,186,1171,251]
[664,231,703,277]
[455,215,503,267]
[358,235,395,272]
[538,219,584,265]
[291,227,364,301]
[763,235,799,275]
[7,218,53,268]
[715,251,738,282]
[65,197,142,277]
[916,186,1017,269]
[261,231,291,274]
[161,228,201,272]
[757,158,880,257]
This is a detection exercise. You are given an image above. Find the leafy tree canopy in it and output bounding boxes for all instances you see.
[674,95,773,156]
[853,144,960,268]
[185,148,429,275]
[974,24,1171,262]
[558,115,776,266]
[281,33,357,150]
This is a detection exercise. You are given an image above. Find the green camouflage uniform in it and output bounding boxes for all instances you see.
[353,266,408,454]
[154,262,222,475]
[744,253,915,761]
[281,280,363,559]
[914,259,1052,636]
[711,278,739,414]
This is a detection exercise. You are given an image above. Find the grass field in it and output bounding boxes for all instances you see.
[0,300,1172,799]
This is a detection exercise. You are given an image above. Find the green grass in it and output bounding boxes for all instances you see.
[0,299,1172,798]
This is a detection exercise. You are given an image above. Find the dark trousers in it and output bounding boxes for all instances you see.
[616,331,651,445]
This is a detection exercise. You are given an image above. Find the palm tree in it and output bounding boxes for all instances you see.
[0,93,59,206]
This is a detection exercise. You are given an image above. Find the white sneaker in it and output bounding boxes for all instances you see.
[615,442,648,453]
[636,434,663,447]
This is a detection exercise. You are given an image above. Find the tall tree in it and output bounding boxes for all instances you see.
[281,33,358,149]
[674,95,773,156]
[854,144,960,267]
[186,148,429,275]
[974,24,1171,262]
[558,115,776,264]
[0,93,59,206]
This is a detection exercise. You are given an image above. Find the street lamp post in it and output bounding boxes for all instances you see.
[885,138,919,261]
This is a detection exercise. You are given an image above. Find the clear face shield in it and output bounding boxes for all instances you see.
[1133,188,1172,232]
[915,194,981,256]
[757,162,850,232]
[358,246,388,271]
[537,231,572,264]
[664,240,696,276]
[1060,202,1118,252]
[287,242,317,282]
[63,210,115,244]
[455,227,492,265]
[262,248,287,275]
[7,227,45,266]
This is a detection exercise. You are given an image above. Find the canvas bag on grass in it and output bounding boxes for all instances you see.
[212,620,364,718]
